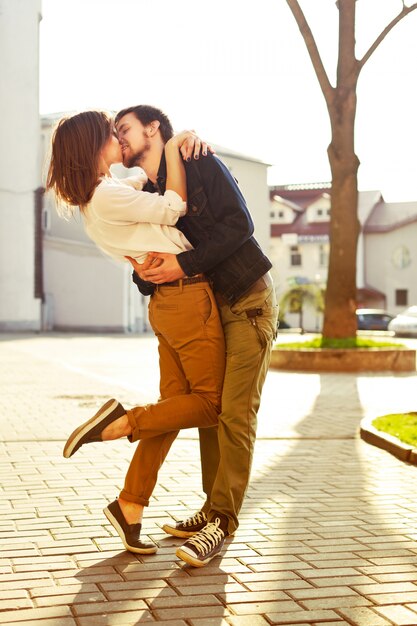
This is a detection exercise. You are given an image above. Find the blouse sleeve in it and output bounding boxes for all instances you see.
[92,181,187,226]
[122,168,148,190]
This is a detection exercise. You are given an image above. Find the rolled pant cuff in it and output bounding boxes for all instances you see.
[119,489,149,507]
[201,502,210,515]
[126,409,140,443]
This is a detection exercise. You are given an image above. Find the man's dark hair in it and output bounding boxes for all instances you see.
[115,105,174,143]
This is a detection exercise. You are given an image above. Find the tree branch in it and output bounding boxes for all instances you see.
[358,2,417,71]
[337,0,359,87]
[285,0,335,107]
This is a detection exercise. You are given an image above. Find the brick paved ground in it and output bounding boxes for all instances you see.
[1,333,417,626]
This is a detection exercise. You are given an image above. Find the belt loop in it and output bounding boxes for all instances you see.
[179,278,183,293]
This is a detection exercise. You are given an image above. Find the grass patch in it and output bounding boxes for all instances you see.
[276,337,403,350]
[373,413,417,447]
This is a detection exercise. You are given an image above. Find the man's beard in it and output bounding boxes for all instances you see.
[123,133,151,168]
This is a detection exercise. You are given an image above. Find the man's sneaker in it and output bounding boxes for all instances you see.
[63,399,125,458]
[103,499,157,555]
[175,517,225,567]
[162,511,207,538]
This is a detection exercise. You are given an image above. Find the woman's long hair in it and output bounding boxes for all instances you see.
[46,110,113,216]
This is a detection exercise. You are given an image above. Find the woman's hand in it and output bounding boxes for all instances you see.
[168,130,215,162]
[126,253,185,283]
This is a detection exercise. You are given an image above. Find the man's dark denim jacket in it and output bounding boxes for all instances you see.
[132,152,272,305]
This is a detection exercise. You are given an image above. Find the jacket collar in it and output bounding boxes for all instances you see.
[143,151,166,193]
[156,151,167,188]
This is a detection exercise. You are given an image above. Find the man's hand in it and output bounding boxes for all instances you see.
[125,255,163,281]
[126,253,185,283]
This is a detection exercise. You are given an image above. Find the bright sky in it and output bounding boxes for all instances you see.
[40,0,417,201]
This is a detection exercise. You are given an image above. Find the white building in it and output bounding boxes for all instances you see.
[364,200,417,313]
[270,183,417,330]
[0,0,42,330]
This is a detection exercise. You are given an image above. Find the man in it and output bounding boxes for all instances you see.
[115,105,278,568]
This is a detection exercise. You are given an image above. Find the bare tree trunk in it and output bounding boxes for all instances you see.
[323,88,360,338]
[322,0,359,338]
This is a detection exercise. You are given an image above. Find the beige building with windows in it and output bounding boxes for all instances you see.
[364,200,417,313]
[269,183,417,331]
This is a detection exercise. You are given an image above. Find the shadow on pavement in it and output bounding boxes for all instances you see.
[234,371,417,620]
[68,543,231,624]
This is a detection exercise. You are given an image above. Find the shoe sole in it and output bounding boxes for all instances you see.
[161,524,199,538]
[63,399,118,459]
[175,546,221,567]
[103,506,157,555]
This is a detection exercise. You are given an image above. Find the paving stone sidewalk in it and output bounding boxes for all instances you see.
[1,333,417,626]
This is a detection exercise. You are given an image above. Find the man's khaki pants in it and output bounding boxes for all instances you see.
[120,280,225,506]
[200,285,278,535]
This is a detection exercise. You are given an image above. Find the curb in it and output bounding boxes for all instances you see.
[360,416,417,464]
[270,347,416,373]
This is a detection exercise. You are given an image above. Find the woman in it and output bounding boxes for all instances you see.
[46,111,225,554]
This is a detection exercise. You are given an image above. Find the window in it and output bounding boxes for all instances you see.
[326,209,330,216]
[34,187,44,299]
[396,289,408,306]
[290,245,302,266]
[278,210,284,218]
[319,244,329,267]
[270,211,275,218]
[42,208,51,232]
[317,209,323,216]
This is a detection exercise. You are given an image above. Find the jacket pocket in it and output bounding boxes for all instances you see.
[187,186,208,217]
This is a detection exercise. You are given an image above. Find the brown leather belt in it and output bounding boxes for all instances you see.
[159,275,208,288]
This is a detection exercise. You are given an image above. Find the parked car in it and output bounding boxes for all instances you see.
[356,309,394,331]
[388,306,417,336]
